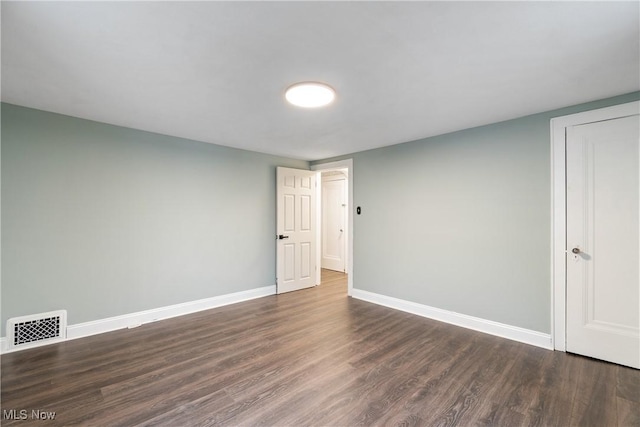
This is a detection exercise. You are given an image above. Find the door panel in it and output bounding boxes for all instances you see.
[284,195,295,231]
[277,167,317,293]
[566,115,640,368]
[283,244,295,282]
[301,195,311,231]
[301,242,311,279]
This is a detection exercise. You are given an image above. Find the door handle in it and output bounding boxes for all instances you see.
[571,247,581,254]
[278,235,289,240]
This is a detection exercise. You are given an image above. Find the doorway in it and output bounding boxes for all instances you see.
[311,159,354,296]
[321,170,348,273]
[551,101,640,368]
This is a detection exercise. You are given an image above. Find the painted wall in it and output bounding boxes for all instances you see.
[1,104,308,328]
[313,92,640,334]
[4,92,639,336]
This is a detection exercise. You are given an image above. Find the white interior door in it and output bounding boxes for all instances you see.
[322,176,346,272]
[566,114,640,369]
[276,167,318,294]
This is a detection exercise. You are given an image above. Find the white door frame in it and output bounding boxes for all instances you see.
[550,101,639,351]
[311,159,354,296]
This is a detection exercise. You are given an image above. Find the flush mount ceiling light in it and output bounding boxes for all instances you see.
[285,82,336,108]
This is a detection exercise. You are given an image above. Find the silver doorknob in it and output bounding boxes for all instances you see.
[572,247,581,254]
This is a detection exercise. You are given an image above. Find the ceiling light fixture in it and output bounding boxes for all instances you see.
[285,82,336,108]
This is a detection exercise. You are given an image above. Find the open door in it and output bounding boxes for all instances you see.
[565,114,640,368]
[276,167,318,294]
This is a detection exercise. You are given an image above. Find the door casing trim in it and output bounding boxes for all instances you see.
[550,101,639,351]
[311,159,354,296]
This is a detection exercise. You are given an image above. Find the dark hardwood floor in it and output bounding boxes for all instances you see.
[2,269,639,426]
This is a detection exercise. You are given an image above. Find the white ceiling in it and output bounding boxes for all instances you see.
[2,1,638,161]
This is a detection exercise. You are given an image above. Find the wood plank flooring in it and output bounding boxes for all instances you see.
[2,269,638,426]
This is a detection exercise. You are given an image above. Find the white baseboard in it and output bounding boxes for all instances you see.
[2,285,276,354]
[351,288,553,350]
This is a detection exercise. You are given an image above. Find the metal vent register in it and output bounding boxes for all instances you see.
[7,310,67,349]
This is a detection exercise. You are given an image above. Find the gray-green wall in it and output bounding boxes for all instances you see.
[1,104,308,328]
[4,92,640,337]
[314,92,640,334]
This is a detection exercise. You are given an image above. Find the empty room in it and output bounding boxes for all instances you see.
[1,1,639,426]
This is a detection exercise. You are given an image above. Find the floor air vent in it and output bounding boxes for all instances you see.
[7,310,67,349]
